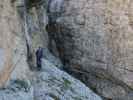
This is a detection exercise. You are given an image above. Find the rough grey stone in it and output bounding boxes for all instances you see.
[0,48,5,71]
[42,48,63,69]
[0,58,102,100]
[47,0,133,99]
[0,80,33,100]
[33,59,103,100]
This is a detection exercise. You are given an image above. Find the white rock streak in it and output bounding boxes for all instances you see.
[48,0,64,13]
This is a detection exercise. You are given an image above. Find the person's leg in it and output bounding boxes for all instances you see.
[37,61,41,70]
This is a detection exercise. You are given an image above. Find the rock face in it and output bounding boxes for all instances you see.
[0,0,29,87]
[0,0,103,99]
[47,0,133,99]
[34,59,102,100]
[0,0,49,87]
[0,55,102,100]
[1,0,133,99]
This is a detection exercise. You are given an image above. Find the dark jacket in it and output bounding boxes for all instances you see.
[36,48,43,67]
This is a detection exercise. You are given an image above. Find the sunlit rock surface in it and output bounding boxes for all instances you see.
[0,0,49,87]
[0,0,30,87]
[1,0,133,99]
[0,58,102,100]
[47,0,133,99]
[33,59,102,100]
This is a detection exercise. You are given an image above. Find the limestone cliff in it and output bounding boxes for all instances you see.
[47,0,133,99]
[0,0,102,100]
[0,0,48,87]
[0,0,27,87]
[0,0,133,100]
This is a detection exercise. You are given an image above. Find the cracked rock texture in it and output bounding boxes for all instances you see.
[0,0,29,87]
[0,0,49,87]
[0,1,102,98]
[0,0,133,99]
[33,59,102,100]
[0,55,102,100]
[47,0,133,99]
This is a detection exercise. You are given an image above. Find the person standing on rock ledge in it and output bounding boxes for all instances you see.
[36,47,43,70]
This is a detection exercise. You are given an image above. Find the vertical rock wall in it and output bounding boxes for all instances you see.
[47,0,133,99]
[0,0,28,87]
[0,0,49,87]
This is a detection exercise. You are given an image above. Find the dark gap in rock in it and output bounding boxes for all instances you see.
[26,0,44,9]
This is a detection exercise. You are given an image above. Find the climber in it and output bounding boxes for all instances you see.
[36,47,43,70]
